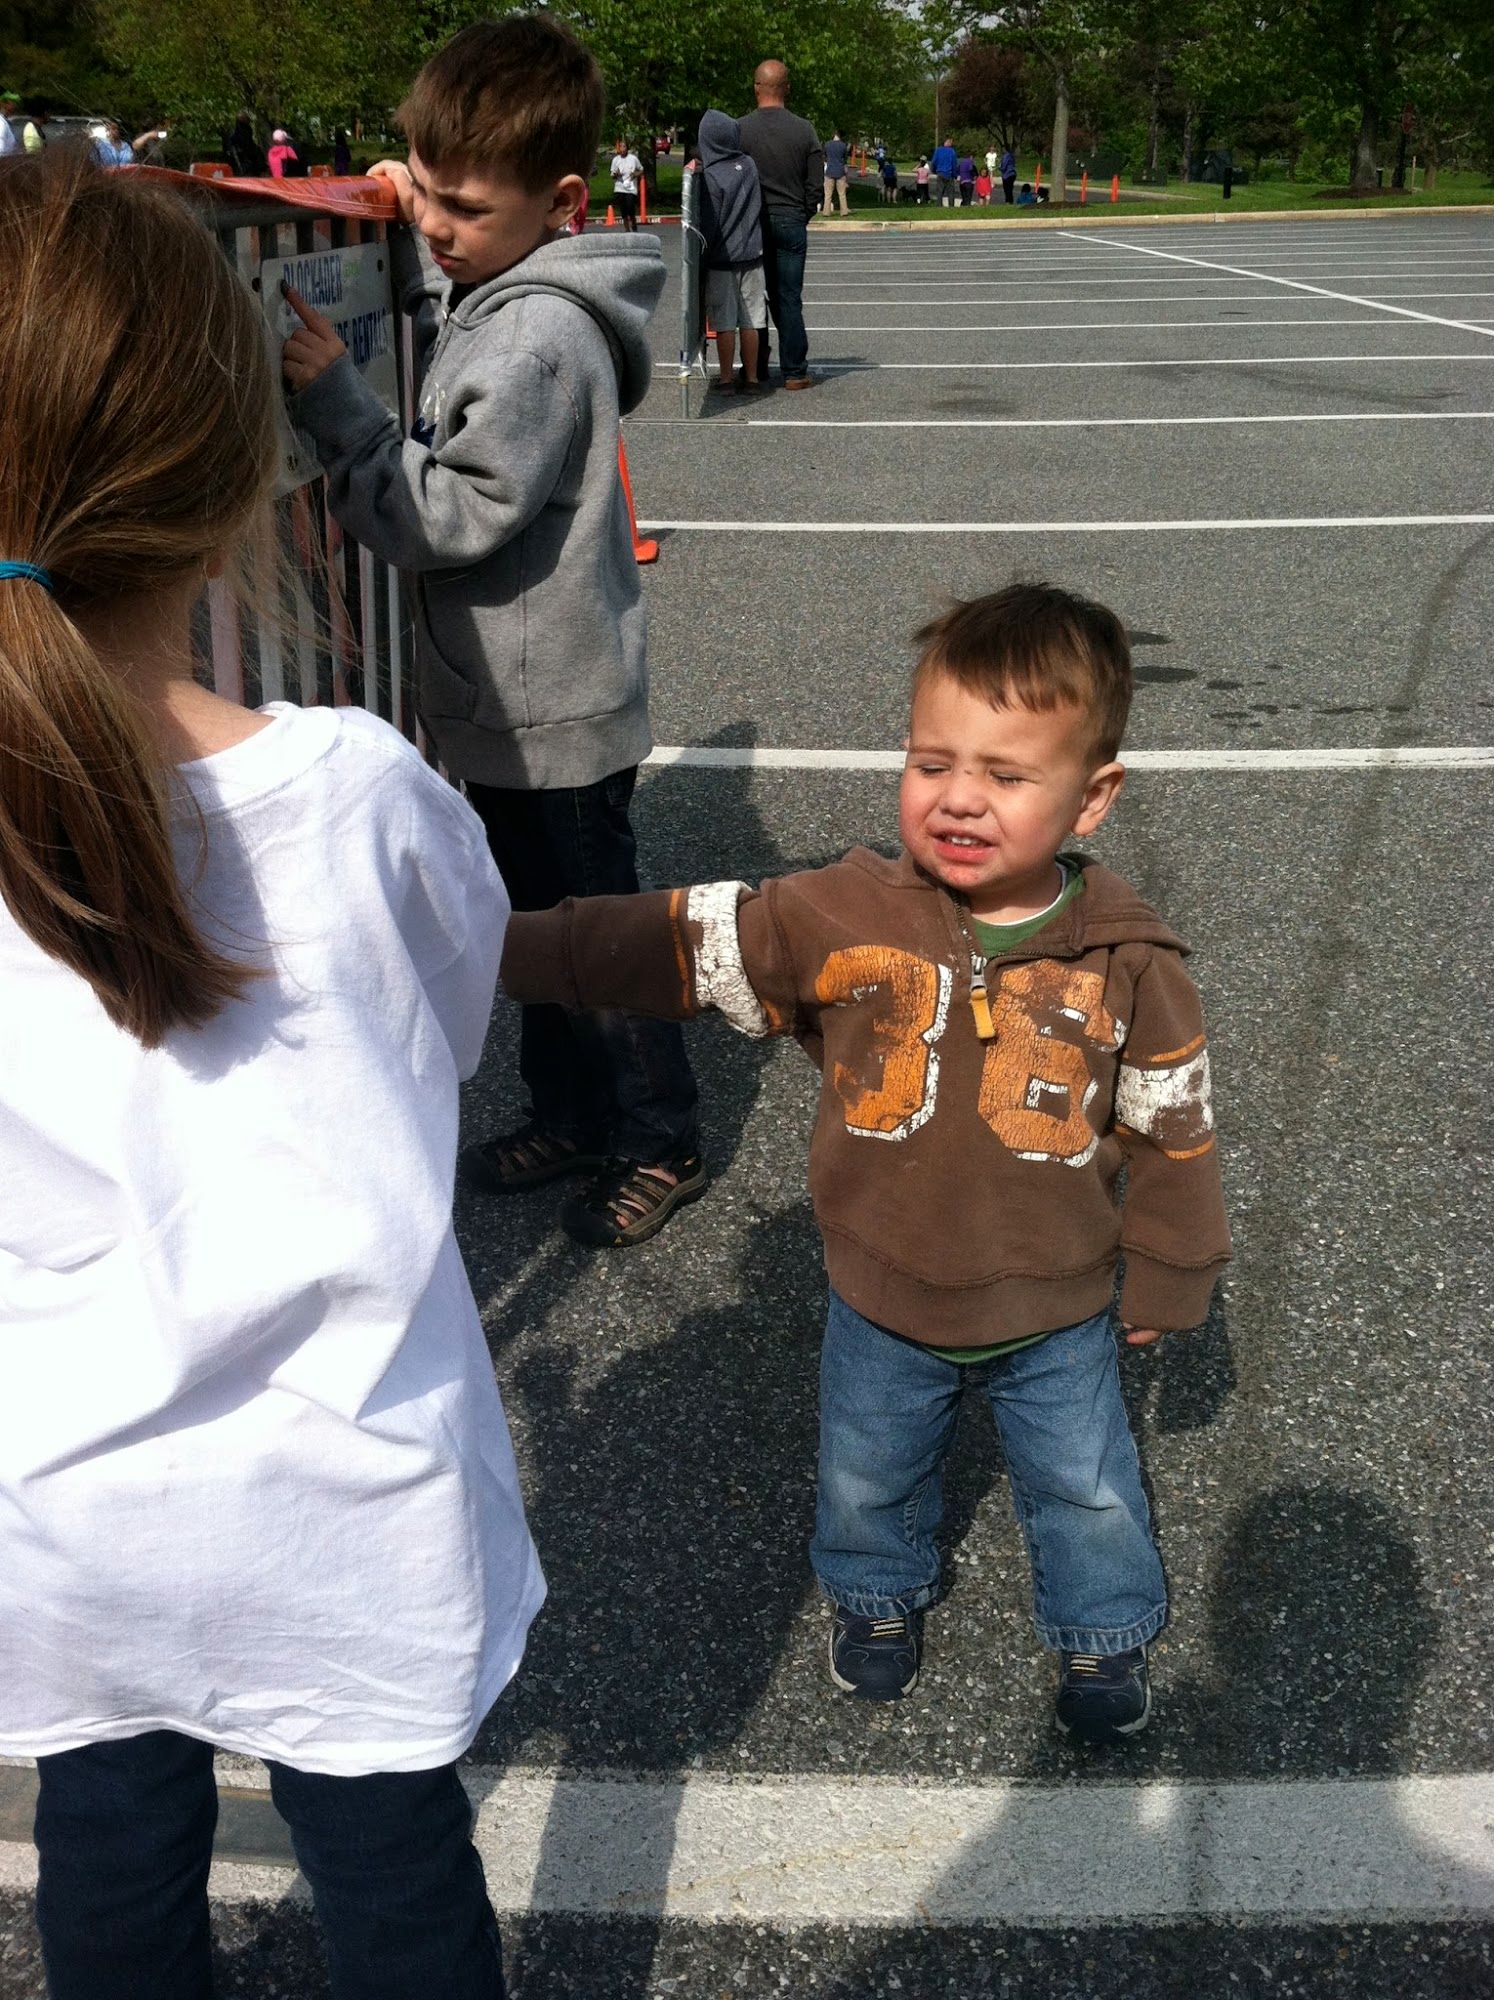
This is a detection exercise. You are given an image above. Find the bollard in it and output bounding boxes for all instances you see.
[1034,161,1042,191]
[1080,168,1088,205]
[617,438,658,564]
[1111,173,1120,203]
[639,179,648,224]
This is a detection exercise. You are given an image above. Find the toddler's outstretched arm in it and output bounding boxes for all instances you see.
[502,881,800,1039]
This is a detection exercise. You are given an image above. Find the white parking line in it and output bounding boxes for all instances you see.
[1070,233,1494,340]
[4,1770,1490,1926]
[714,413,1494,432]
[640,515,1494,536]
[802,317,1405,333]
[655,353,1494,374]
[800,292,1494,308]
[644,746,1494,772]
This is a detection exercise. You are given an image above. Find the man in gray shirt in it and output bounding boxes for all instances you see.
[737,59,823,390]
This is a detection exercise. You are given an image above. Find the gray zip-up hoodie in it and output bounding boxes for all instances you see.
[289,228,666,788]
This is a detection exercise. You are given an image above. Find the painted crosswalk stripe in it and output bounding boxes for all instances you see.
[642,746,1494,773]
[2,1767,1490,1925]
[637,514,1494,535]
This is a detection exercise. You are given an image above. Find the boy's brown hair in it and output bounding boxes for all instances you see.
[399,14,605,191]
[913,581,1133,762]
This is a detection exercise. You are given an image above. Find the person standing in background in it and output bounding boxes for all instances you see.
[1001,143,1017,204]
[334,129,353,175]
[930,136,957,207]
[267,128,301,178]
[223,111,268,177]
[609,136,644,230]
[822,128,850,215]
[738,58,823,392]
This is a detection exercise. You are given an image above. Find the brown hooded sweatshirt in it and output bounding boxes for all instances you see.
[502,850,1230,1346]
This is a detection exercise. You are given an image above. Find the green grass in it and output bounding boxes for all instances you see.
[592,153,1492,222]
[810,163,1494,222]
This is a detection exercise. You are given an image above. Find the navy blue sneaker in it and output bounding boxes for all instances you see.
[1056,1647,1151,1742]
[828,1608,922,1700]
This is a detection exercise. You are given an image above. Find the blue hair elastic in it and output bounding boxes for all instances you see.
[0,562,54,594]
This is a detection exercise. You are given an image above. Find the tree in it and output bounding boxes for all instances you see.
[1281,0,1486,192]
[93,0,418,142]
[943,36,1038,152]
[1000,0,1097,202]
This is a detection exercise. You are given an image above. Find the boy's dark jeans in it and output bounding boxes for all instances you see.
[757,210,810,381]
[467,770,700,1164]
[33,1731,505,1999]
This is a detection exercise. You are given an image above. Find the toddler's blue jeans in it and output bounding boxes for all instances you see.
[811,1292,1167,1654]
[33,1731,504,1999]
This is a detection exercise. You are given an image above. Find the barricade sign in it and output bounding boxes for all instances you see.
[259,243,400,492]
[134,169,419,739]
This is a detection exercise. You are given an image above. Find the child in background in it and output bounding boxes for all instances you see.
[0,148,540,1996]
[283,16,703,1249]
[956,149,977,204]
[503,583,1230,1742]
[975,167,993,204]
[698,109,767,393]
[880,153,900,203]
[915,156,931,203]
[267,126,300,177]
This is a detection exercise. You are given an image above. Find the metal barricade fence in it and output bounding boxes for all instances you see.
[142,170,421,743]
[678,163,707,415]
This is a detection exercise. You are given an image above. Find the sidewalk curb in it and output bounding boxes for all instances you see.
[810,203,1494,235]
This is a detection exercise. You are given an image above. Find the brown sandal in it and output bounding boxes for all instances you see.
[459,1121,608,1195]
[560,1156,708,1247]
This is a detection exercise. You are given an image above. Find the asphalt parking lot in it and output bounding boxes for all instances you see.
[1,211,1491,1998]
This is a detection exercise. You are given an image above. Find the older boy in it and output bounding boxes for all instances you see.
[502,583,1230,1741]
[697,110,767,393]
[282,15,703,1249]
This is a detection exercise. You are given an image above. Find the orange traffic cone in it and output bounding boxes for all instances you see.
[1035,160,1043,190]
[639,179,649,224]
[605,202,616,226]
[1111,173,1120,203]
[617,437,658,564]
[1080,168,1089,205]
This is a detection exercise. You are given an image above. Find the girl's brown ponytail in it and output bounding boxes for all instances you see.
[0,147,277,1047]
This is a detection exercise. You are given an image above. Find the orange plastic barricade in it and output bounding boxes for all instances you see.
[617,438,658,563]
[139,165,399,222]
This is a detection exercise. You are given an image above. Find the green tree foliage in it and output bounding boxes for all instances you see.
[92,0,420,143]
[1277,0,1490,190]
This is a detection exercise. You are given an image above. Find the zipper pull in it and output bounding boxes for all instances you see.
[969,958,996,1040]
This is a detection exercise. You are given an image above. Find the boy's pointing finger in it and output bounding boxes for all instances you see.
[281,283,333,335]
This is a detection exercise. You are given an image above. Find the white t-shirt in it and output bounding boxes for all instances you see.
[0,703,544,1776]
[610,151,643,196]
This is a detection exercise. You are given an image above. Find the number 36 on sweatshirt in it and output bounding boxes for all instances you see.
[501,849,1230,1349]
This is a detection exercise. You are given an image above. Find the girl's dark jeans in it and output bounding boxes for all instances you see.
[33,1731,505,1999]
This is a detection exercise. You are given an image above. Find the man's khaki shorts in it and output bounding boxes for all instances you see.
[705,263,768,331]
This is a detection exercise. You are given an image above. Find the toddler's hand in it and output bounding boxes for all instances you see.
[368,158,416,225]
[1122,1324,1164,1347]
[281,286,347,391]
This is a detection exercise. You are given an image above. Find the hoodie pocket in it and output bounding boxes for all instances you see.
[414,595,480,725]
